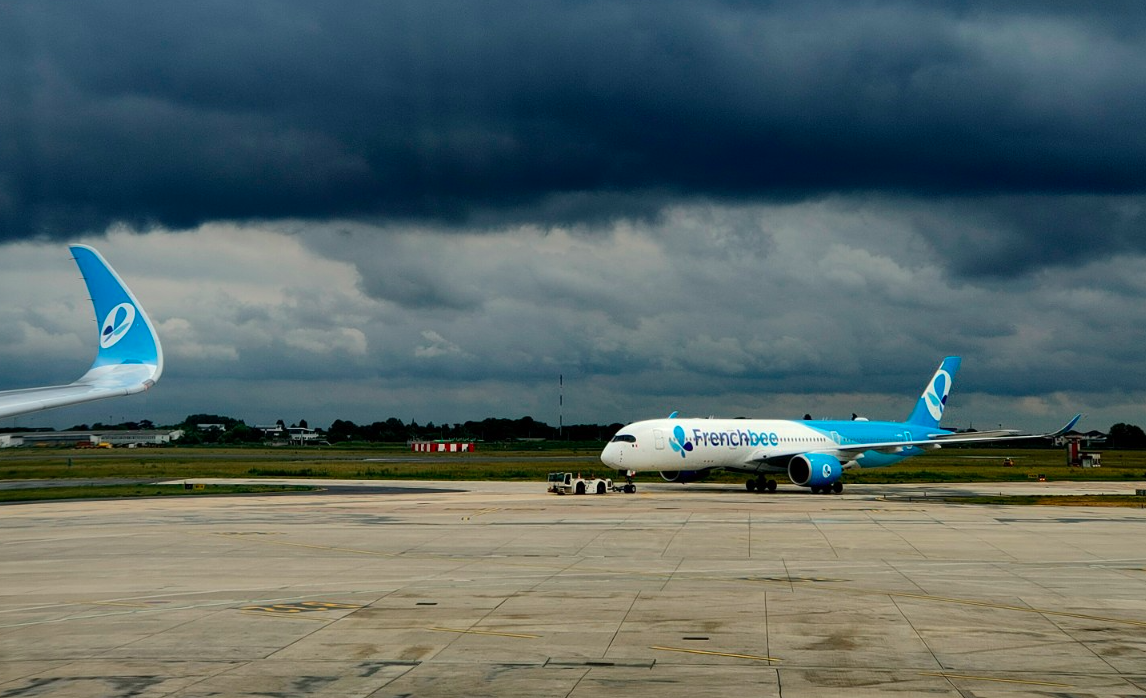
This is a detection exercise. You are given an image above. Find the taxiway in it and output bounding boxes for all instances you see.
[2,480,1144,696]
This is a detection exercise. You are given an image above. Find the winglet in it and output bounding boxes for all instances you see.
[70,244,164,391]
[0,246,163,420]
[1048,413,1083,438]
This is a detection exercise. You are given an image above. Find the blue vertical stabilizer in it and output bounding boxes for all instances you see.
[905,356,961,428]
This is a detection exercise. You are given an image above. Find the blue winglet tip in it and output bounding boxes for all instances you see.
[1064,413,1082,433]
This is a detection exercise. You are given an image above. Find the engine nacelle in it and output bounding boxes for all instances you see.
[659,469,712,484]
[788,453,842,488]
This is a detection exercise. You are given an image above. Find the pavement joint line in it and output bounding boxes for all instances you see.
[187,523,1146,629]
[199,531,1146,628]
[0,598,251,629]
[202,531,397,557]
[885,590,1146,627]
[741,577,1146,628]
[651,645,780,663]
[918,671,1073,687]
[0,591,374,630]
[119,535,1146,631]
[462,507,501,520]
[428,626,540,639]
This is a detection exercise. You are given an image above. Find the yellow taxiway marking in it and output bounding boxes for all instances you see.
[241,601,362,614]
[78,600,154,608]
[651,646,780,663]
[239,601,363,619]
[239,611,330,621]
[429,626,539,639]
[919,672,1072,688]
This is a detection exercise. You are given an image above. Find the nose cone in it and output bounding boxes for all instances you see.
[600,442,619,468]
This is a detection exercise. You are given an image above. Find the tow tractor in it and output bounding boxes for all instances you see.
[547,472,635,495]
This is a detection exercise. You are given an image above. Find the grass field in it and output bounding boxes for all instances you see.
[2,444,1145,504]
[942,494,1146,507]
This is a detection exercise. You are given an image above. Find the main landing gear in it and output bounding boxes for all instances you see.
[745,477,778,493]
[809,482,845,495]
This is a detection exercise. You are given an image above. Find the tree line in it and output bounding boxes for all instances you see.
[12,415,1146,449]
[46,413,625,445]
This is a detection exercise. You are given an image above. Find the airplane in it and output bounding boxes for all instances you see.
[0,244,163,420]
[599,357,1080,494]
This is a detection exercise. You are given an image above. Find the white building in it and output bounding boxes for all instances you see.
[8,430,184,448]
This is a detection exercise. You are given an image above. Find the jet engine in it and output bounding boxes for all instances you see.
[659,469,713,483]
[787,453,842,488]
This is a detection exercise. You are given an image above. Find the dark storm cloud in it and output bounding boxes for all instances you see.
[3,1,1146,262]
[912,196,1146,278]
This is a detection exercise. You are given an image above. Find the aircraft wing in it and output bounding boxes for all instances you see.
[742,414,1081,465]
[826,414,1081,456]
[0,245,163,420]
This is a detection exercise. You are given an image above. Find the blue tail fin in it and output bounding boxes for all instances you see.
[906,356,961,428]
[70,244,164,382]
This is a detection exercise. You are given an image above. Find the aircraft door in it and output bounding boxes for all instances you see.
[654,429,665,450]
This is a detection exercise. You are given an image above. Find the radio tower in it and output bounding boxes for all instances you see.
[558,374,564,439]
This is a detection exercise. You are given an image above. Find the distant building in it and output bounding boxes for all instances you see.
[286,427,320,444]
[99,430,185,447]
[1054,430,1107,448]
[6,430,184,448]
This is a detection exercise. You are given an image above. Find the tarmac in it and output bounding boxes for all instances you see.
[2,479,1145,697]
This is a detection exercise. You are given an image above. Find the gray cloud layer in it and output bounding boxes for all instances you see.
[4,2,1146,432]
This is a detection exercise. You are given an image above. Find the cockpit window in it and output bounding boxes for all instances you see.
[611,434,637,443]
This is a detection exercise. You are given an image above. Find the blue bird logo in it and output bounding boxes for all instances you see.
[924,370,952,421]
[99,303,136,349]
[669,425,693,458]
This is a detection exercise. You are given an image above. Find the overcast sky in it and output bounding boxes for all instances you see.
[3,1,1146,432]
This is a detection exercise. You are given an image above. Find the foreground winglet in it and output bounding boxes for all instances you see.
[0,245,163,419]
[70,244,163,383]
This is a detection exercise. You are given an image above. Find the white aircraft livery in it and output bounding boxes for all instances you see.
[600,357,1080,494]
[0,245,163,419]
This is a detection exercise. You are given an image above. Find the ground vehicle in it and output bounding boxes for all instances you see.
[547,472,614,495]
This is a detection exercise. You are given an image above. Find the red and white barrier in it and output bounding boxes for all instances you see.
[411,442,475,453]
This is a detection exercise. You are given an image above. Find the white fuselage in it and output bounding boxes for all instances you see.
[600,417,927,473]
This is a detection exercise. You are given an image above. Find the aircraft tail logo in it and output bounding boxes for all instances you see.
[100,303,137,349]
[923,369,951,421]
[907,356,961,428]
